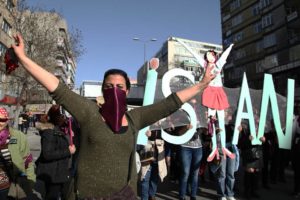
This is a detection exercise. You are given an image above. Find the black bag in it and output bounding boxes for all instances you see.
[245,146,263,161]
[212,156,222,166]
[139,147,155,165]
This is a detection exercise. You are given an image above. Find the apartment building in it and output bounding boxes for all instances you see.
[55,18,76,88]
[221,0,300,101]
[0,0,15,55]
[0,0,18,105]
[21,12,76,106]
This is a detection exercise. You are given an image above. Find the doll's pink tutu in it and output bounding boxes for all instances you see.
[202,86,229,110]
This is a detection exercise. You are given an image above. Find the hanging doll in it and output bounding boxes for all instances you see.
[173,37,234,161]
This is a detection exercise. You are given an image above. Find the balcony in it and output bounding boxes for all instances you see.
[56,60,65,67]
[267,59,300,74]
[57,59,70,75]
[287,11,298,22]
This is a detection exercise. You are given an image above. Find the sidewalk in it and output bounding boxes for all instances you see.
[26,126,41,162]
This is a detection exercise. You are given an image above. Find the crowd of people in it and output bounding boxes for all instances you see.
[0,33,299,200]
[1,103,300,200]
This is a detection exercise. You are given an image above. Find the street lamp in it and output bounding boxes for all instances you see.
[133,37,157,70]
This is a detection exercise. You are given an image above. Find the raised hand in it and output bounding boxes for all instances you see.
[200,65,216,85]
[69,144,76,154]
[12,34,26,60]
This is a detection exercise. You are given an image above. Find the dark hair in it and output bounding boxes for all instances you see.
[204,50,218,62]
[102,69,131,92]
[47,104,66,127]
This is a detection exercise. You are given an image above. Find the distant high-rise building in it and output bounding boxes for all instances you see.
[220,0,300,101]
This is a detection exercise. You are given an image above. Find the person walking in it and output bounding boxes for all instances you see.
[239,121,265,199]
[35,105,76,200]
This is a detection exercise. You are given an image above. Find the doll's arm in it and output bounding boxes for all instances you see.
[216,43,234,70]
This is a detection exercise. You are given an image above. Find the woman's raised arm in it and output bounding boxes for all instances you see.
[12,34,59,92]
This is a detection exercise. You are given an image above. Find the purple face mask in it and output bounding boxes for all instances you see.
[100,87,127,133]
[0,128,9,146]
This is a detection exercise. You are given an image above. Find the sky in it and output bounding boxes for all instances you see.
[26,0,222,87]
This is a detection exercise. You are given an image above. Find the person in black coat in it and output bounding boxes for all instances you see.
[239,121,265,199]
[35,105,76,200]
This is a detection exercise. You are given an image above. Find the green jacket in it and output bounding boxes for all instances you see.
[8,128,36,183]
[52,82,183,198]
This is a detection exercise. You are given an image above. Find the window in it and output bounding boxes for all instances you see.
[224,37,233,46]
[255,54,277,72]
[232,15,242,27]
[234,32,243,42]
[256,60,264,73]
[260,0,272,9]
[254,22,262,33]
[230,0,241,11]
[0,42,7,56]
[264,54,278,69]
[226,30,232,37]
[256,41,263,52]
[67,63,72,72]
[215,47,223,52]
[230,66,245,79]
[263,33,276,48]
[223,14,231,22]
[234,49,246,59]
[261,14,273,28]
[203,45,216,49]
[6,0,14,12]
[2,19,12,36]
[252,4,261,16]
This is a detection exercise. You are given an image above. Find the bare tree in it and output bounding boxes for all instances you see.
[3,0,84,128]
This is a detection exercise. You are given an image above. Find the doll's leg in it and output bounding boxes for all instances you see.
[206,127,219,162]
[207,108,217,120]
[217,110,235,159]
[207,108,219,162]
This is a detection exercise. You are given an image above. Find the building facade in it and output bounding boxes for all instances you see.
[221,0,300,101]
[0,0,18,105]
[0,1,77,115]
[55,18,76,89]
